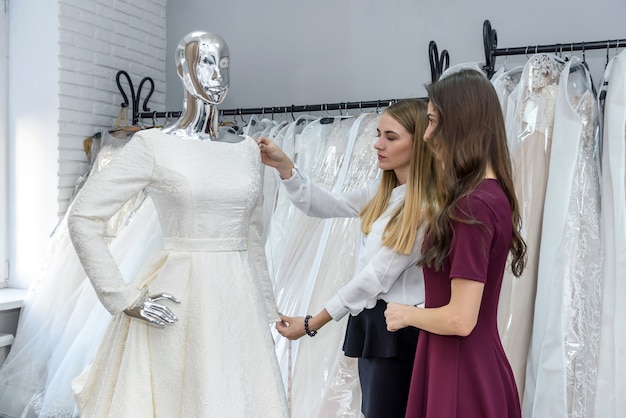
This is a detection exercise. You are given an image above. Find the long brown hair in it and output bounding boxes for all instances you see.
[419,69,526,276]
[360,99,438,254]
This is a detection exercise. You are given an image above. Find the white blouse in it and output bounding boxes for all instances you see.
[281,167,425,320]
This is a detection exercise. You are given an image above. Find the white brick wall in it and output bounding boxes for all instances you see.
[57,0,167,216]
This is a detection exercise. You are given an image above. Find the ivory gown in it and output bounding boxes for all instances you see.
[496,54,564,399]
[594,49,626,418]
[522,57,602,418]
[68,129,289,417]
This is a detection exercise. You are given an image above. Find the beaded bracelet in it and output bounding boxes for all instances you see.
[304,315,317,337]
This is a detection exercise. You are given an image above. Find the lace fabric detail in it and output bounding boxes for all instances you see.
[563,90,603,418]
[526,54,565,94]
[22,390,77,418]
[509,54,564,156]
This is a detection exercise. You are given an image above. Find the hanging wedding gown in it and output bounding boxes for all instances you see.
[0,131,162,418]
[265,116,328,283]
[269,113,380,417]
[262,116,319,248]
[594,49,626,418]
[496,54,565,399]
[491,65,524,135]
[272,115,360,414]
[67,130,288,417]
[290,113,380,418]
[522,57,602,418]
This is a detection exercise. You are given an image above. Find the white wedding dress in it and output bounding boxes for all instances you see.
[522,57,602,418]
[268,113,381,417]
[67,129,289,417]
[496,54,564,399]
[594,49,626,418]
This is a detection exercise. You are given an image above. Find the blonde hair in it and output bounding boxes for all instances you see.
[360,99,437,255]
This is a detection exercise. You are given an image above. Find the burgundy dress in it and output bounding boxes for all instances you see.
[405,179,521,418]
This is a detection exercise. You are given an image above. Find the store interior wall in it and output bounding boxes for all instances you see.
[165,0,626,111]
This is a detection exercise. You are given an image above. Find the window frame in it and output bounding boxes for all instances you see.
[1,0,8,288]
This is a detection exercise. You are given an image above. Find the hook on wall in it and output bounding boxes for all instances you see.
[429,40,450,82]
[115,70,155,125]
[482,19,498,78]
[116,70,134,111]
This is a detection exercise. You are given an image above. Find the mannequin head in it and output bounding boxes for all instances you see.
[176,31,230,105]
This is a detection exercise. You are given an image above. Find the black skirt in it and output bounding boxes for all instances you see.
[342,299,419,360]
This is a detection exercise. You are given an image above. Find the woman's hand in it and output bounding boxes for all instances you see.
[384,302,411,332]
[276,314,306,340]
[256,137,294,179]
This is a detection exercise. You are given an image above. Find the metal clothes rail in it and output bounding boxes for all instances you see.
[136,98,410,121]
[482,19,626,78]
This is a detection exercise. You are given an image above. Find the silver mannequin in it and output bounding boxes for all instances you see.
[161,31,242,142]
[124,31,241,327]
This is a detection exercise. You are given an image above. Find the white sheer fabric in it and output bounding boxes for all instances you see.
[269,114,382,417]
[496,54,565,399]
[265,117,331,283]
[522,57,602,418]
[594,49,626,418]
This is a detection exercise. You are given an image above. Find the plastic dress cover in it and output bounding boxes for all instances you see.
[268,113,381,417]
[495,53,565,399]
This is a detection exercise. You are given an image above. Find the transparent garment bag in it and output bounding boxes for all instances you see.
[495,53,565,401]
[594,49,626,418]
[269,113,381,417]
[522,57,602,418]
[265,116,326,279]
[291,113,380,418]
[269,117,346,404]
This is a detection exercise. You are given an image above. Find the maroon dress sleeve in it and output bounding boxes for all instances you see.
[448,194,496,284]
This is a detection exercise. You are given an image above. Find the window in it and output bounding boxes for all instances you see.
[1,0,8,288]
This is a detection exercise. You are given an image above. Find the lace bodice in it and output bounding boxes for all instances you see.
[511,54,565,155]
[68,130,273,316]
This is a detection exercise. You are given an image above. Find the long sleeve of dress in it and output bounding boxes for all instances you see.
[68,136,154,315]
[248,170,281,323]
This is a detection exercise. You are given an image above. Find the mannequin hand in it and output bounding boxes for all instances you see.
[275,314,306,340]
[385,302,410,332]
[256,137,294,179]
[124,292,181,328]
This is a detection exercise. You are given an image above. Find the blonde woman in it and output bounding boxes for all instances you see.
[257,98,436,418]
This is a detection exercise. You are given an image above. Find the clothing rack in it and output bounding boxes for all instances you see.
[137,99,407,121]
[482,19,626,78]
[134,39,449,122]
